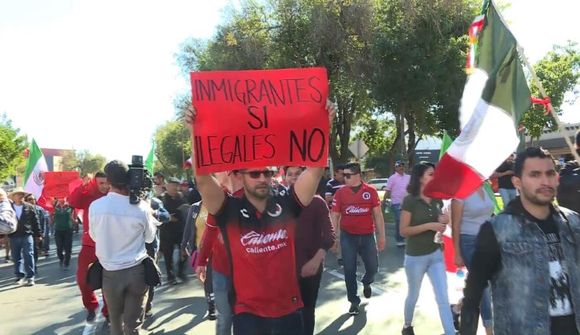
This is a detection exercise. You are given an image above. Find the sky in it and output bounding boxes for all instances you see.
[0,0,578,161]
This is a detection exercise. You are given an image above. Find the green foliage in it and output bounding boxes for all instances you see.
[0,114,28,181]
[154,120,190,177]
[521,42,580,140]
[372,0,478,166]
[174,0,376,163]
[61,150,106,176]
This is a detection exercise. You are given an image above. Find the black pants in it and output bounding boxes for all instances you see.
[145,242,157,312]
[160,232,186,280]
[54,230,73,266]
[298,268,323,335]
[233,311,304,335]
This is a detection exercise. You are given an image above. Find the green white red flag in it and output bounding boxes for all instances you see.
[23,139,48,199]
[425,1,531,199]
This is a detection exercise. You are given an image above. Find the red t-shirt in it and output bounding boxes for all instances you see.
[332,183,380,235]
[213,187,304,318]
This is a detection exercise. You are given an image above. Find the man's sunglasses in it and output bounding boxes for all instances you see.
[344,172,360,179]
[241,170,275,179]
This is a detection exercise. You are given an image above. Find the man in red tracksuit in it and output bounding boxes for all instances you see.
[68,172,110,323]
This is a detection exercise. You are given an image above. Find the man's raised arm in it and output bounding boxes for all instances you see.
[184,108,225,215]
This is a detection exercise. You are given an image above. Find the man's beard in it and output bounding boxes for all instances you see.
[520,187,555,206]
[246,184,270,200]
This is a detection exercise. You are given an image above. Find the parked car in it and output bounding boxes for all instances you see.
[368,178,388,190]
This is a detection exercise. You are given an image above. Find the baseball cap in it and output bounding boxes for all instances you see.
[167,177,180,184]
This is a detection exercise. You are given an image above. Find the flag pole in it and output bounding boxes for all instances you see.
[517,45,580,162]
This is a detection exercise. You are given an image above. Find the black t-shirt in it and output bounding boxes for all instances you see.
[462,200,577,335]
[161,193,186,232]
[496,161,515,189]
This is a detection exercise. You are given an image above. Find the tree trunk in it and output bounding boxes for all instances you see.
[405,111,416,167]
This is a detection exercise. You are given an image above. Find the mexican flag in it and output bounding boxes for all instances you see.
[145,140,155,173]
[23,139,48,199]
[425,1,531,199]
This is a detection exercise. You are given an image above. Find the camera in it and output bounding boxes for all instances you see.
[128,155,153,204]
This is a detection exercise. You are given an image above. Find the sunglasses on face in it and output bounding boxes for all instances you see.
[344,172,360,179]
[242,170,275,179]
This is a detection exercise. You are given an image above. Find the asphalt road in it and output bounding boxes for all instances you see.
[0,223,486,335]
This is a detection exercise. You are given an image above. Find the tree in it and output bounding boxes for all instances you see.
[521,42,580,141]
[60,149,106,176]
[0,114,28,181]
[154,120,190,177]
[174,0,376,164]
[372,0,478,167]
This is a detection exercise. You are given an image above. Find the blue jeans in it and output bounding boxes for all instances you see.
[404,249,455,335]
[498,188,517,208]
[340,231,378,305]
[233,311,303,335]
[213,270,233,335]
[390,203,404,243]
[10,235,35,279]
[460,234,493,328]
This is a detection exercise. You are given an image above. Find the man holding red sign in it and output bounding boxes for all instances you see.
[186,67,333,335]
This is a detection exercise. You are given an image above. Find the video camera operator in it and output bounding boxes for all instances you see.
[89,159,160,334]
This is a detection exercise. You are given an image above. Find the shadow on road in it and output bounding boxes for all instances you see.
[317,302,368,335]
[30,310,86,335]
[144,296,208,334]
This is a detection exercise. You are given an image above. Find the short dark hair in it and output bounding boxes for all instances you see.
[514,147,554,177]
[154,171,164,179]
[95,171,106,179]
[407,161,435,196]
[334,163,346,172]
[104,160,129,189]
[344,162,361,174]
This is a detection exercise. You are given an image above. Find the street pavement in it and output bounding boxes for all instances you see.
[0,224,487,335]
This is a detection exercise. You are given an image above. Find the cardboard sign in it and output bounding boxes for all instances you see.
[190,67,329,174]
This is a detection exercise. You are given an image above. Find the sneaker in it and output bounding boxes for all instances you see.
[337,258,344,266]
[86,309,97,323]
[207,309,217,321]
[363,284,372,298]
[348,303,359,316]
[15,277,25,285]
[25,278,35,286]
[401,326,415,335]
[396,241,406,247]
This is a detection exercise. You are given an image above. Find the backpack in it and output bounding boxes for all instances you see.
[0,201,17,234]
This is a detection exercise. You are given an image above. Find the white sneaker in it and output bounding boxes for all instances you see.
[15,278,25,285]
[25,278,35,286]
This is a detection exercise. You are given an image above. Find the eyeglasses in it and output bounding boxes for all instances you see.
[344,172,360,179]
[242,170,275,179]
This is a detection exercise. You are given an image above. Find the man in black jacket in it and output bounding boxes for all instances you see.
[8,188,41,286]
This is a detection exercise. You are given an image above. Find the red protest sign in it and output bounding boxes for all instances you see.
[190,67,329,174]
[43,171,82,198]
